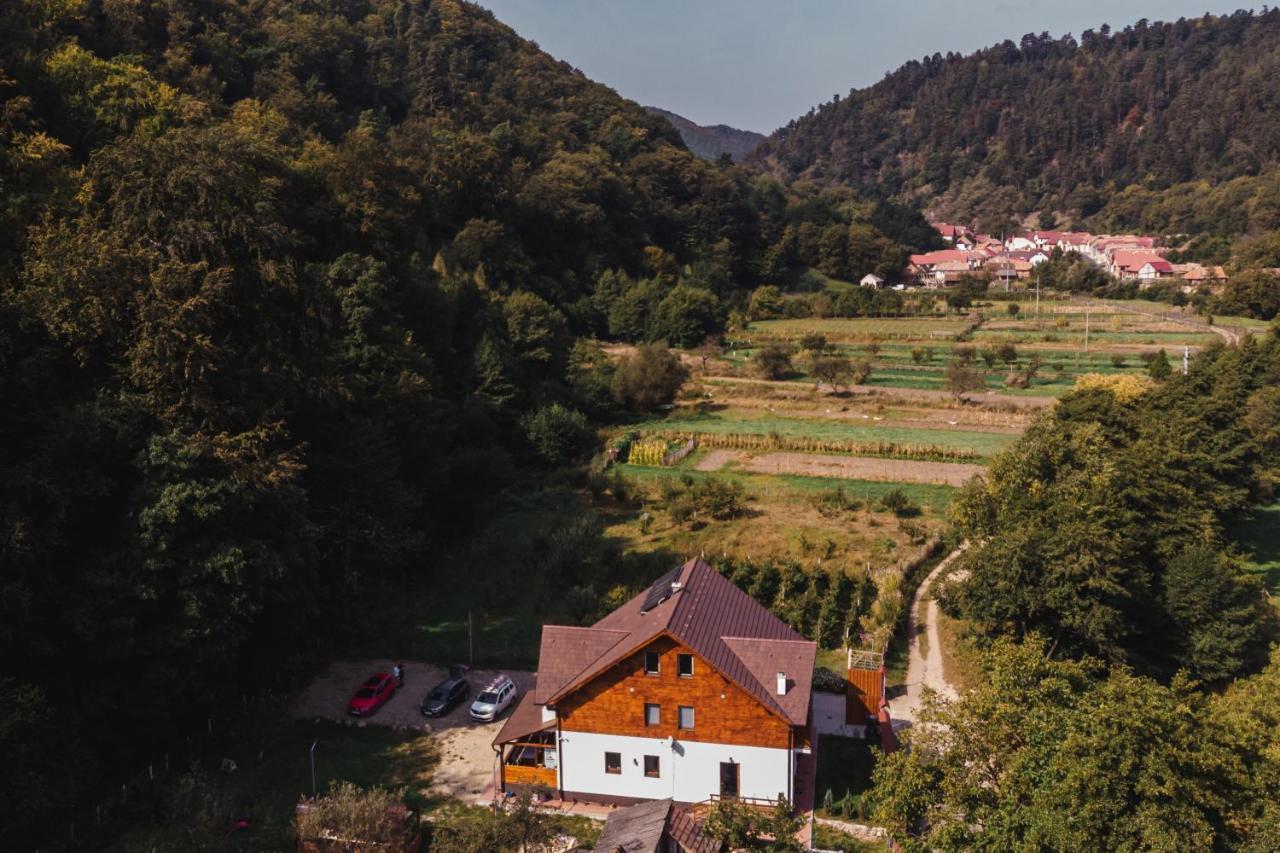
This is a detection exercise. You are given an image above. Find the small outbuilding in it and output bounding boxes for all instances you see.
[859,273,885,289]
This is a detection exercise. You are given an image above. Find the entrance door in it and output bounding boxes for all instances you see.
[719,761,739,799]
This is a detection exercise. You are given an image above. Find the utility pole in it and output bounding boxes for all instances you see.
[1183,345,1190,375]
[309,740,318,796]
[1083,304,1090,355]
[469,610,474,665]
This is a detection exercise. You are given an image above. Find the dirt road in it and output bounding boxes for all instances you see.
[697,449,984,486]
[888,543,967,723]
[290,660,535,804]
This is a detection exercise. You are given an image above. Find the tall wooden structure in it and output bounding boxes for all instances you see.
[845,648,885,725]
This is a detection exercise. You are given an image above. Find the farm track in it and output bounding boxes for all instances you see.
[890,542,967,724]
[697,449,984,486]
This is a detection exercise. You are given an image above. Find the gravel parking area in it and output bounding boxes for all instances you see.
[290,659,535,803]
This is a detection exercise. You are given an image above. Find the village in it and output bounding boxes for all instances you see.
[898,222,1229,290]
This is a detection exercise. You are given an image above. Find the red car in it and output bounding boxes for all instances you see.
[347,672,396,716]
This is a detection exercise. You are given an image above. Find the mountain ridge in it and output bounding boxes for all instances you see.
[748,9,1280,237]
[645,106,765,162]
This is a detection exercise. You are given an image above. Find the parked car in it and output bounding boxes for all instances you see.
[469,675,517,722]
[420,675,470,717]
[348,672,396,717]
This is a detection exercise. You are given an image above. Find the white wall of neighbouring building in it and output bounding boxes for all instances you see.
[556,730,791,803]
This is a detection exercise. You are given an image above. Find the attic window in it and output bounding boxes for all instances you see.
[643,651,660,675]
[677,654,694,678]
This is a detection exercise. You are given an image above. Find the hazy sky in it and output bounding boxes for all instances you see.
[477,1,1251,133]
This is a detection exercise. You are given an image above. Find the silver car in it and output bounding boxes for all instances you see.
[469,675,517,721]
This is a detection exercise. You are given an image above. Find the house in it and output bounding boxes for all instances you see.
[932,222,969,243]
[859,273,885,289]
[492,558,816,807]
[1005,234,1038,251]
[1110,251,1166,280]
[908,249,974,285]
[1137,259,1174,283]
[592,797,719,853]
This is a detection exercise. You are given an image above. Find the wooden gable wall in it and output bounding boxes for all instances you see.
[555,635,791,749]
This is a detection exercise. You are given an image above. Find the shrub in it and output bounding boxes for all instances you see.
[1148,348,1173,379]
[911,347,925,364]
[523,404,593,465]
[879,488,921,518]
[691,477,746,520]
[1110,354,1127,368]
[612,343,689,410]
[755,343,794,379]
[295,783,412,847]
[1007,302,1021,315]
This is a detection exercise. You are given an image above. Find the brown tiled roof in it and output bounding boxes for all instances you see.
[492,691,555,747]
[543,558,815,725]
[667,804,720,853]
[533,625,630,704]
[721,637,816,724]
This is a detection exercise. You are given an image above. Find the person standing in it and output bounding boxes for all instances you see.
[393,662,404,687]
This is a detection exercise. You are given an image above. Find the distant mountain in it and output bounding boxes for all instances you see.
[646,107,765,162]
[749,10,1280,237]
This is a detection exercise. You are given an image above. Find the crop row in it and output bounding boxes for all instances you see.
[642,430,981,463]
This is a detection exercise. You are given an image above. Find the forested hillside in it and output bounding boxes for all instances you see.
[645,106,765,163]
[750,9,1280,238]
[0,0,929,842]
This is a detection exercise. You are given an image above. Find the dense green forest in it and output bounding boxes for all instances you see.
[0,0,934,843]
[749,9,1280,239]
[870,334,1280,850]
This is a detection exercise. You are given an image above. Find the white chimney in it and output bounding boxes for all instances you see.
[671,581,683,594]
[776,672,787,695]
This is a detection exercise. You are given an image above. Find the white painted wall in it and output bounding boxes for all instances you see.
[556,730,791,803]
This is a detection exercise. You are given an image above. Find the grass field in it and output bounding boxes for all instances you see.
[610,463,952,576]
[1230,502,1280,595]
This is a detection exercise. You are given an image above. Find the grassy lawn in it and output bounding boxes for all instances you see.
[815,735,878,821]
[115,719,440,849]
[1229,502,1280,595]
[625,410,1016,458]
[609,464,950,579]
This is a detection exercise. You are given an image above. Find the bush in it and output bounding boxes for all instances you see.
[879,488,921,518]
[1110,354,1127,368]
[295,783,413,847]
[612,344,689,410]
[523,404,593,465]
[691,477,746,520]
[755,343,795,379]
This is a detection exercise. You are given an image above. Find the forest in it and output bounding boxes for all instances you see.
[0,0,936,843]
[750,9,1280,240]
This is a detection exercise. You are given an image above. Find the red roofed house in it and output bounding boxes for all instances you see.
[1137,259,1174,283]
[492,558,816,807]
[1110,251,1165,280]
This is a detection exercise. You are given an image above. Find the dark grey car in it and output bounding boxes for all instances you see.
[420,676,469,717]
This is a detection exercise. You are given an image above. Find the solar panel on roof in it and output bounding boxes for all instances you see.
[639,565,683,613]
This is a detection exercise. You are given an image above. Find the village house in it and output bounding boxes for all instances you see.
[1137,259,1175,283]
[932,222,970,243]
[859,273,886,288]
[491,558,817,808]
[908,249,975,285]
